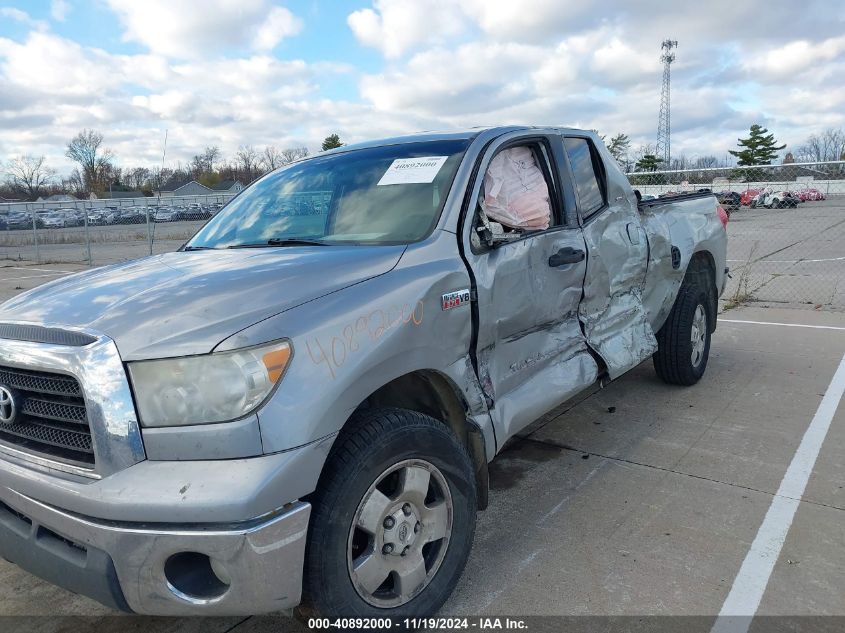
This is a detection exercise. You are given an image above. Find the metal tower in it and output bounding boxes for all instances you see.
[656,39,677,166]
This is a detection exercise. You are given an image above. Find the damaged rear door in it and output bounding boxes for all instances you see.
[462,132,599,445]
[562,134,657,379]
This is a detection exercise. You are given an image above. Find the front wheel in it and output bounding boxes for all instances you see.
[299,408,477,619]
[653,280,712,385]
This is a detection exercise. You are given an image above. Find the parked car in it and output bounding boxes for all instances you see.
[0,127,727,618]
[57,208,84,226]
[41,212,69,228]
[740,188,760,206]
[117,207,145,224]
[100,207,120,224]
[751,188,799,209]
[87,210,105,225]
[177,204,207,221]
[790,186,826,202]
[717,191,741,212]
[7,212,33,230]
[154,207,176,222]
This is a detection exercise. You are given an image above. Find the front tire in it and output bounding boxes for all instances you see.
[299,408,477,619]
[653,279,712,385]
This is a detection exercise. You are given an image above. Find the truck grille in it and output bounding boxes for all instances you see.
[0,366,93,467]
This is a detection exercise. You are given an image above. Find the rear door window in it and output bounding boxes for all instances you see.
[563,137,606,219]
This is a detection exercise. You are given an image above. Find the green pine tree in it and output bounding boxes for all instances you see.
[635,154,663,172]
[607,133,631,164]
[321,134,343,151]
[729,124,786,166]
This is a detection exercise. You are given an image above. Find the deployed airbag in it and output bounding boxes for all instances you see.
[481,146,551,230]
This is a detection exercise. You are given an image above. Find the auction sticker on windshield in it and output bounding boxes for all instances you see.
[377,156,448,186]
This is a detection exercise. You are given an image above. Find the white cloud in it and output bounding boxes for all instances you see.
[105,0,303,59]
[361,42,545,116]
[461,0,593,42]
[253,6,303,51]
[50,0,70,22]
[348,0,466,59]
[0,7,48,30]
[1,0,844,176]
[743,35,845,79]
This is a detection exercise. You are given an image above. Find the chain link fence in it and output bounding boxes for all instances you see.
[0,194,235,266]
[627,161,845,309]
[2,163,844,309]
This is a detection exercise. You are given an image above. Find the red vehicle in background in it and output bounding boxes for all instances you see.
[740,188,760,206]
[790,186,826,202]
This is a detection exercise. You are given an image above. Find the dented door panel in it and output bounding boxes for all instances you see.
[566,137,658,379]
[579,207,657,379]
[461,131,598,446]
[471,228,597,442]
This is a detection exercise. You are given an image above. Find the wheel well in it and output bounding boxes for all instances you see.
[687,251,717,332]
[353,370,489,510]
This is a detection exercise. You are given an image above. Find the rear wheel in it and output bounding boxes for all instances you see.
[653,278,712,385]
[299,408,477,619]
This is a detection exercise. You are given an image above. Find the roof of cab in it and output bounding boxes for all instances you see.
[321,125,531,155]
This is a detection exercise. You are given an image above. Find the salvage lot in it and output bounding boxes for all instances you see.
[725,198,845,307]
[0,257,843,629]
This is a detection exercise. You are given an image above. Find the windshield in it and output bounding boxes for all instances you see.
[185,139,469,249]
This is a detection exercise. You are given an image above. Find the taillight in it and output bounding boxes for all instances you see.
[717,206,729,229]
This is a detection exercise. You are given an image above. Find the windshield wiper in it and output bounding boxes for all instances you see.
[183,245,216,251]
[228,238,331,248]
[267,238,331,246]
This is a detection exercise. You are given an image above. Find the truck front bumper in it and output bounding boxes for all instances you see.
[0,485,311,615]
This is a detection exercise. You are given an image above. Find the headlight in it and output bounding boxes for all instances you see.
[127,340,292,427]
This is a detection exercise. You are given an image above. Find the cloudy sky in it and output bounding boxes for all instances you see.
[1,0,843,174]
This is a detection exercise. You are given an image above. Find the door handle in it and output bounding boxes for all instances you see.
[548,247,585,267]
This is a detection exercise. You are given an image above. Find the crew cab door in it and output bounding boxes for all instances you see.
[562,134,657,379]
[461,133,599,445]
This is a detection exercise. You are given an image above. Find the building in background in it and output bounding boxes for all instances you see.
[212,180,244,194]
[36,194,79,202]
[157,180,214,197]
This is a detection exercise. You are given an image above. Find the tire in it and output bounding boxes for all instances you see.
[299,408,477,619]
[653,278,712,386]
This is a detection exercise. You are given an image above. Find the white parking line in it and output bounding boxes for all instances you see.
[726,256,845,263]
[4,273,75,281]
[711,351,845,633]
[719,318,845,331]
[2,267,78,274]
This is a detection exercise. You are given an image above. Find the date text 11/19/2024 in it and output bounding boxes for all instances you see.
[307,617,529,630]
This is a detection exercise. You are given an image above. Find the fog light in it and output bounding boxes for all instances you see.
[164,552,230,603]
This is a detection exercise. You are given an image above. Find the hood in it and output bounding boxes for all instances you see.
[0,245,405,360]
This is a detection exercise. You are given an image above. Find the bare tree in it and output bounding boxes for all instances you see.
[125,167,151,190]
[261,146,285,171]
[262,146,309,172]
[694,156,719,169]
[65,129,114,195]
[203,146,221,172]
[669,155,689,171]
[796,128,845,163]
[235,145,261,183]
[64,169,86,196]
[281,146,309,164]
[190,154,206,178]
[4,155,56,201]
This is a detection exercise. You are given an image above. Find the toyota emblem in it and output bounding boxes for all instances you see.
[0,385,17,425]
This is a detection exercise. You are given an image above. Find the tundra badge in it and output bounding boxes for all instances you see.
[442,289,471,311]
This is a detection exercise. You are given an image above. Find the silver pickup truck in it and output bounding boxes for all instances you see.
[0,127,727,618]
